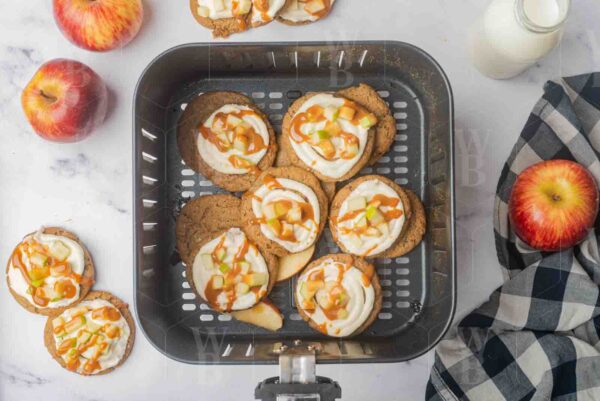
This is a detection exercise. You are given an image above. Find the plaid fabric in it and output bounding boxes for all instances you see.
[427,73,600,401]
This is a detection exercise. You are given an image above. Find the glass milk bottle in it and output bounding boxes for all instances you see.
[468,0,570,79]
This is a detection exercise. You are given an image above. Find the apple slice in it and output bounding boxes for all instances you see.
[227,114,243,128]
[230,301,283,331]
[266,218,282,236]
[286,205,302,223]
[276,245,315,282]
[365,205,384,225]
[359,113,378,129]
[304,0,326,13]
[274,201,291,217]
[235,0,252,15]
[243,272,268,287]
[214,0,225,12]
[233,135,248,152]
[263,203,277,220]
[317,139,336,160]
[324,106,339,122]
[198,5,210,17]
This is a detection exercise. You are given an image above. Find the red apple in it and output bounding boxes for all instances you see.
[53,0,143,52]
[21,59,108,143]
[509,159,599,251]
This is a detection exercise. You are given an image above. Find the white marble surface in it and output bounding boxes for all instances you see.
[1,1,599,400]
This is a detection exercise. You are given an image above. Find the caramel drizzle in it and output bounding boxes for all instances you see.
[289,100,369,161]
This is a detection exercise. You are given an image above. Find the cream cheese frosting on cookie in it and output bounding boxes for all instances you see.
[333,179,406,256]
[192,228,269,311]
[251,0,286,23]
[7,231,86,309]
[288,93,376,179]
[51,299,131,374]
[198,104,270,175]
[250,175,320,253]
[197,0,252,19]
[296,258,375,337]
[279,0,335,22]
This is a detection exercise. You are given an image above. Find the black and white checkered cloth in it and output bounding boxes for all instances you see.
[426,73,600,401]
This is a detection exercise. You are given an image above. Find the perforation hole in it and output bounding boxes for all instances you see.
[394,167,408,174]
[252,92,266,99]
[182,180,195,187]
[396,290,410,297]
[396,301,410,308]
[182,292,196,300]
[181,169,195,176]
[394,112,408,119]
[269,103,283,110]
[182,191,195,198]
[182,304,196,311]
[200,314,214,322]
[378,313,392,320]
[393,101,407,109]
[269,92,283,99]
[377,91,390,98]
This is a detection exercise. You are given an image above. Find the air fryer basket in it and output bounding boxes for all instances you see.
[133,41,455,364]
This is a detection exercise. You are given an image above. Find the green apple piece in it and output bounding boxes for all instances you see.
[244,272,268,287]
[48,240,71,262]
[216,132,231,148]
[337,309,349,319]
[239,261,251,274]
[364,227,382,237]
[365,205,384,225]
[338,105,356,121]
[201,254,214,270]
[29,252,48,267]
[263,203,277,220]
[315,290,332,309]
[31,279,44,288]
[233,136,248,152]
[79,331,92,344]
[305,0,326,14]
[356,215,367,228]
[359,114,377,129]
[344,142,359,158]
[324,106,339,122]
[197,5,209,17]
[86,320,102,333]
[274,201,291,217]
[281,222,294,238]
[299,282,316,300]
[346,196,366,212]
[219,263,230,274]
[226,115,243,128]
[212,275,224,289]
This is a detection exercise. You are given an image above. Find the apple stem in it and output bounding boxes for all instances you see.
[552,194,561,202]
[39,90,57,104]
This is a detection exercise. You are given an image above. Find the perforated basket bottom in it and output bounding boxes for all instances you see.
[156,75,427,339]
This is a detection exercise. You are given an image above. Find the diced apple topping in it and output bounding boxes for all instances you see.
[212,275,224,289]
[233,135,248,152]
[86,320,102,332]
[70,305,90,318]
[235,0,252,15]
[216,132,231,149]
[365,205,385,225]
[198,5,210,17]
[235,282,250,295]
[267,218,282,236]
[337,309,349,319]
[338,105,356,121]
[281,222,294,239]
[299,282,317,301]
[48,240,71,262]
[286,205,302,223]
[213,0,225,12]
[29,252,48,267]
[356,216,368,229]
[342,142,359,159]
[274,201,291,217]
[52,317,65,334]
[215,247,226,261]
[263,203,277,220]
[304,0,326,13]
[315,289,332,309]
[359,113,378,129]
[347,233,363,248]
[219,263,230,274]
[323,106,339,122]
[201,254,215,270]
[103,324,120,339]
[347,196,367,212]
[317,139,336,159]
[364,227,382,237]
[243,272,268,287]
[377,222,390,237]
[226,114,243,128]
[238,261,250,274]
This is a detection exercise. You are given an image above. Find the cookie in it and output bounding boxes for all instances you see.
[186,227,279,312]
[189,0,251,38]
[329,175,425,258]
[177,91,277,192]
[6,227,95,316]
[277,0,336,25]
[281,92,375,183]
[240,166,329,257]
[175,194,242,267]
[336,83,396,165]
[44,291,135,376]
[294,253,382,338]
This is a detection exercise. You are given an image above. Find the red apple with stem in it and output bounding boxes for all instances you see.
[53,0,143,52]
[509,159,599,251]
[21,59,108,143]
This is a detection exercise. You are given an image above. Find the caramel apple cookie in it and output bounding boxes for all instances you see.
[336,83,397,165]
[240,166,329,257]
[329,175,426,258]
[186,227,278,312]
[281,93,377,182]
[44,291,135,376]
[177,91,277,192]
[190,0,252,38]
[251,0,291,27]
[295,253,382,338]
[6,227,95,316]
[277,0,336,25]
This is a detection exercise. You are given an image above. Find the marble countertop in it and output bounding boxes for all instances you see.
[1,1,599,400]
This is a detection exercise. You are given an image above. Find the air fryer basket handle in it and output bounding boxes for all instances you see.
[255,342,341,401]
